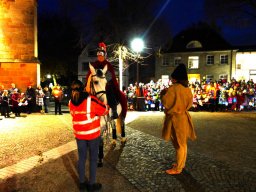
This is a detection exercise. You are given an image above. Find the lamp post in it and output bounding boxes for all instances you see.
[118,46,123,91]
[131,38,144,83]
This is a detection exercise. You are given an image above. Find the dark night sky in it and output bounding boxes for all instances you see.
[38,0,256,46]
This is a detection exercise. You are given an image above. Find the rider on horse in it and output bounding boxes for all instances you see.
[85,42,120,119]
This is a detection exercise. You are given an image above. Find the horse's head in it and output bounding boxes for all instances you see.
[89,63,108,102]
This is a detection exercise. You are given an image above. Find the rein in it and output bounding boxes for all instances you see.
[91,74,106,79]
[90,72,107,102]
[96,90,106,101]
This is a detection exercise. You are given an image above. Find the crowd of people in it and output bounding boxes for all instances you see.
[124,77,256,112]
[0,83,64,118]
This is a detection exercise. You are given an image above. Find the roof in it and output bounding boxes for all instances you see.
[166,23,232,53]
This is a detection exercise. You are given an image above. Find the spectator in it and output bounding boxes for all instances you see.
[26,84,36,114]
[11,88,21,117]
[43,87,50,113]
[52,84,63,115]
[36,85,45,113]
[1,90,10,118]
[69,80,109,191]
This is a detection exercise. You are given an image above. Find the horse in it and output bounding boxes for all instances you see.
[88,63,127,151]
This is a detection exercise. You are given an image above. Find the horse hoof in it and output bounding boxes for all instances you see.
[97,162,103,167]
[121,138,127,145]
[111,140,117,147]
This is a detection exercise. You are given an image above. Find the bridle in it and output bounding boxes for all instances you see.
[90,69,107,102]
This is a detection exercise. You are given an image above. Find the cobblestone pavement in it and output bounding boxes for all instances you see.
[117,126,256,192]
[0,110,256,192]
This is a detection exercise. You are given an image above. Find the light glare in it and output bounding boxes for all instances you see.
[131,38,144,53]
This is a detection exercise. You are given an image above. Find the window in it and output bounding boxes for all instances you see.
[161,75,169,85]
[220,55,228,64]
[163,56,170,66]
[206,55,214,65]
[237,64,241,69]
[174,57,181,66]
[186,40,202,48]
[206,75,214,82]
[188,56,199,69]
[82,62,89,71]
[219,74,228,80]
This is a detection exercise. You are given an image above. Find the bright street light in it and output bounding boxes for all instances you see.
[119,46,123,91]
[131,38,144,53]
[131,38,144,83]
[46,74,52,79]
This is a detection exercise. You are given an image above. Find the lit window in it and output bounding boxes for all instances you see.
[186,40,202,48]
[206,55,214,65]
[161,75,169,85]
[219,74,228,80]
[206,75,214,82]
[188,56,199,69]
[174,57,181,66]
[220,55,228,64]
[163,56,170,66]
[250,70,256,75]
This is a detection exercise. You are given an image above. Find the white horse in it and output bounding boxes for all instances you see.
[88,63,127,146]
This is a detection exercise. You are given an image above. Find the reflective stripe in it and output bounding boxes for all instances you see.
[73,111,87,115]
[74,127,100,135]
[70,97,91,116]
[87,96,91,119]
[73,116,99,125]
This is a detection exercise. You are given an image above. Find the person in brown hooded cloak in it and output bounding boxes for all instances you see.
[160,63,196,175]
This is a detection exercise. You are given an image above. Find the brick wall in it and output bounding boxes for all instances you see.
[0,0,39,92]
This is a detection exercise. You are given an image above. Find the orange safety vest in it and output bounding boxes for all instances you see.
[69,95,108,140]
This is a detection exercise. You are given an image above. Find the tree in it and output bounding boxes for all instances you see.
[38,13,81,85]
[38,1,173,84]
[90,0,173,82]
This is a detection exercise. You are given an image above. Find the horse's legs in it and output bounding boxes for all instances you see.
[111,120,117,146]
[98,136,104,167]
[121,116,125,137]
[120,117,127,145]
[112,129,117,140]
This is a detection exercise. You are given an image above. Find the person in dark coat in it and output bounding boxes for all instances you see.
[52,85,63,115]
[43,87,50,113]
[1,90,10,118]
[26,85,36,114]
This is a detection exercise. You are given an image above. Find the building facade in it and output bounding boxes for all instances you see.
[0,0,40,92]
[155,48,237,83]
[155,24,256,83]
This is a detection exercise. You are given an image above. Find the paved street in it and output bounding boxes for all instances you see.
[0,108,256,192]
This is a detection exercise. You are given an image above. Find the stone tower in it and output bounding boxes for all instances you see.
[0,0,40,92]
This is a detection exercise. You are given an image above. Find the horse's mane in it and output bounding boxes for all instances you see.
[85,74,92,94]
